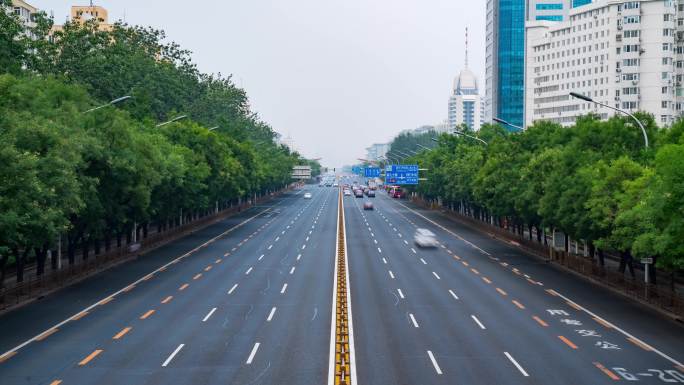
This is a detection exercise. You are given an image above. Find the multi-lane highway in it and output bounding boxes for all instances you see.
[0,183,683,384]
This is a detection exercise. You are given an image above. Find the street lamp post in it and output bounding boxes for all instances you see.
[208,126,219,131]
[83,95,132,113]
[416,143,432,151]
[493,117,524,131]
[453,130,488,146]
[570,92,649,148]
[156,115,188,127]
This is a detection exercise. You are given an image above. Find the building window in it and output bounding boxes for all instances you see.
[536,15,563,21]
[536,3,563,10]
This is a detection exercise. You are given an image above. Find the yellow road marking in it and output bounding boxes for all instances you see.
[178,283,189,291]
[205,265,212,271]
[462,261,469,266]
[98,297,113,305]
[512,300,525,310]
[142,274,154,281]
[78,349,103,366]
[71,311,89,321]
[545,289,558,296]
[482,277,492,284]
[526,278,537,285]
[532,316,548,327]
[558,336,578,349]
[496,288,508,296]
[453,255,461,260]
[123,284,136,292]
[566,301,582,311]
[112,327,131,340]
[193,273,202,280]
[35,328,59,341]
[470,268,480,275]
[627,337,652,351]
[140,310,155,320]
[593,362,620,380]
[215,259,222,264]
[49,380,62,385]
[0,351,17,363]
[161,296,173,304]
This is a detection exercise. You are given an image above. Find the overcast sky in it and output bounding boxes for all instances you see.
[32,0,485,167]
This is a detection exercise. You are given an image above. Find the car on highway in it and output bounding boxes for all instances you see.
[343,189,352,196]
[414,228,438,248]
[354,189,363,198]
[304,192,312,199]
[367,190,375,197]
[389,187,403,198]
[363,201,374,210]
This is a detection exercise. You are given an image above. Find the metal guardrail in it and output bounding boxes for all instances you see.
[411,196,684,320]
[0,192,285,311]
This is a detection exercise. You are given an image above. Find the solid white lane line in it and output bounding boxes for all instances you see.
[228,284,238,294]
[471,315,486,329]
[245,267,253,275]
[411,248,417,254]
[409,313,420,328]
[420,258,427,265]
[427,351,443,375]
[290,266,296,275]
[388,270,395,279]
[432,272,441,280]
[267,307,277,322]
[504,352,529,377]
[258,254,264,261]
[297,254,302,261]
[397,289,405,299]
[246,342,261,364]
[281,283,288,294]
[162,344,184,367]
[448,290,459,300]
[382,258,388,264]
[202,308,217,322]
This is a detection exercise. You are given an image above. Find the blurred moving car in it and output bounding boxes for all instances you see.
[343,189,352,196]
[367,190,375,197]
[304,192,312,199]
[363,201,374,210]
[389,186,403,198]
[414,228,438,248]
[354,189,363,198]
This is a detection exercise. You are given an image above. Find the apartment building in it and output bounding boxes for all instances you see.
[525,0,681,126]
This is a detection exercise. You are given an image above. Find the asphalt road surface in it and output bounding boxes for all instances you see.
[0,184,683,384]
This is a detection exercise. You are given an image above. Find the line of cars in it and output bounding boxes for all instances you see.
[343,182,376,210]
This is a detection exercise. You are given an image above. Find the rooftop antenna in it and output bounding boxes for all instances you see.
[465,27,469,69]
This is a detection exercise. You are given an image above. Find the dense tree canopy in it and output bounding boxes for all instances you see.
[384,116,683,273]
[0,7,318,279]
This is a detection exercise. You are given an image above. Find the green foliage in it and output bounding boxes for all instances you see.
[400,115,684,272]
[0,17,301,270]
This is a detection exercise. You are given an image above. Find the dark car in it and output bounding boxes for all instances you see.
[354,189,363,198]
[363,201,374,210]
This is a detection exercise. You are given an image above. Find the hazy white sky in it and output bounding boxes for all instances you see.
[32,0,486,167]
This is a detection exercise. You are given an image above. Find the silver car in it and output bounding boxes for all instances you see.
[414,228,438,248]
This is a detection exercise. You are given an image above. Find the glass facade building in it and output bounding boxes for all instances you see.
[496,0,526,129]
[572,0,592,7]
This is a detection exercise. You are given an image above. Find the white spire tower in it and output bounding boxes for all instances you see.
[447,27,482,131]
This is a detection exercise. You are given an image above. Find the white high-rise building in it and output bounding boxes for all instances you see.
[525,0,682,127]
[448,28,483,131]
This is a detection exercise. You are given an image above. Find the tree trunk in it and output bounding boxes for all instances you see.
[35,245,48,276]
[564,234,569,253]
[588,243,596,263]
[16,248,28,283]
[597,248,605,268]
[104,233,111,251]
[67,234,78,265]
[0,252,8,289]
[536,225,543,243]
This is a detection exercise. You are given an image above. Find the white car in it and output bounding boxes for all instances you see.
[304,192,312,199]
[343,189,352,196]
[414,228,438,248]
